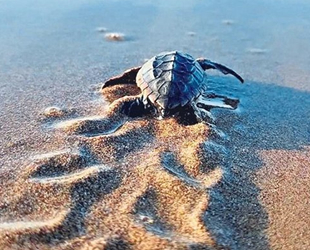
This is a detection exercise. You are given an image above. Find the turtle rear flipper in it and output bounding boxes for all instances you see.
[196,58,244,83]
[121,96,156,117]
[102,66,141,89]
[121,96,145,117]
[196,93,239,111]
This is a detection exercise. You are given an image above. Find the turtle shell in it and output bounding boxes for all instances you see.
[136,51,206,110]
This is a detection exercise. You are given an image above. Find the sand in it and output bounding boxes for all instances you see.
[1,0,310,249]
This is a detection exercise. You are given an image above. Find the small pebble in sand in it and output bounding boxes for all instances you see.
[187,31,196,36]
[96,27,108,33]
[105,33,125,41]
[139,215,154,224]
[247,48,267,54]
[42,106,66,118]
[222,19,235,25]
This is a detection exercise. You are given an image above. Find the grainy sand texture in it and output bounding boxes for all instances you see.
[1,0,310,249]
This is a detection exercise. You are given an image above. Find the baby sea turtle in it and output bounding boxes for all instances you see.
[102,51,243,122]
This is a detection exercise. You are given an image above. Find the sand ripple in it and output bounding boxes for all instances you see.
[0,84,231,249]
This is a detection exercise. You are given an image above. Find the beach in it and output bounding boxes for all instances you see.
[0,0,310,249]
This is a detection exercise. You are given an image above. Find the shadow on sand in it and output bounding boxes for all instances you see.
[8,78,310,250]
[203,78,310,249]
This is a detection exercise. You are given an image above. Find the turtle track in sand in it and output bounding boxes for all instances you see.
[0,84,238,249]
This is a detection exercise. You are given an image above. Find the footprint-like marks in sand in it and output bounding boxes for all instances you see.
[54,116,125,137]
[160,151,201,187]
[29,150,88,180]
[1,148,122,246]
[27,166,121,243]
[1,83,236,249]
[132,188,171,237]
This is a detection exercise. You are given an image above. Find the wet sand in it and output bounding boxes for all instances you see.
[1,0,310,249]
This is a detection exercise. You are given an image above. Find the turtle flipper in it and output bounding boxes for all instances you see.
[102,66,141,89]
[190,93,239,124]
[196,92,239,111]
[121,96,154,117]
[196,58,244,83]
[191,101,214,124]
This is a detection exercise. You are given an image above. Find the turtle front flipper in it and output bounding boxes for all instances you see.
[102,66,141,89]
[196,58,244,83]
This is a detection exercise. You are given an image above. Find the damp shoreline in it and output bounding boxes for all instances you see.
[1,0,310,249]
